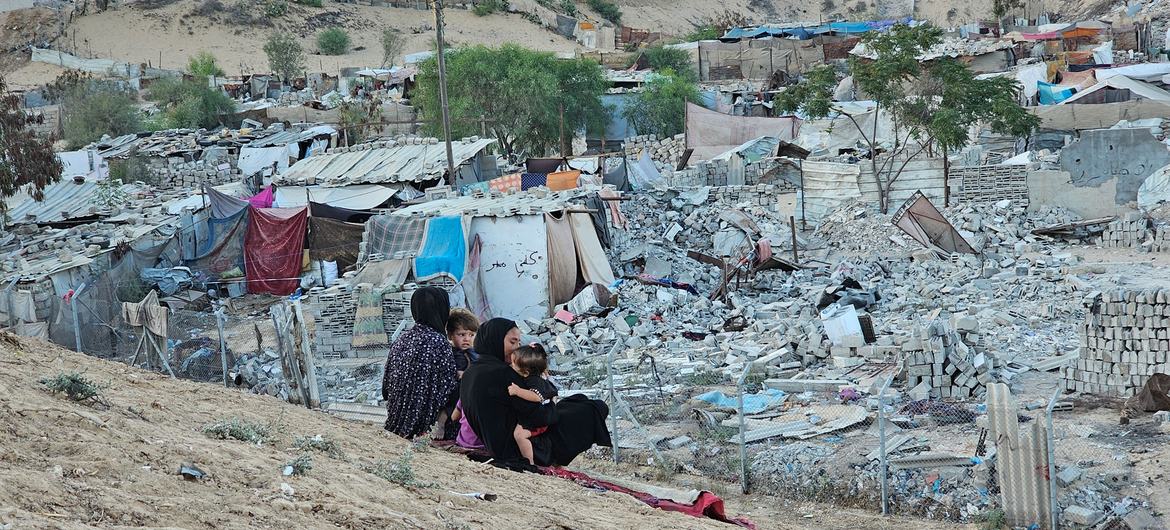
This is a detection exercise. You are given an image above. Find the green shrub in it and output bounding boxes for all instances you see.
[284,454,312,476]
[473,0,507,16]
[60,81,142,149]
[264,0,287,16]
[40,373,105,402]
[317,27,351,55]
[294,0,322,6]
[587,0,620,24]
[146,77,236,129]
[187,51,225,78]
[203,417,272,444]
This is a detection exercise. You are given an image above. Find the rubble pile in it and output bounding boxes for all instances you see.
[230,350,290,399]
[1097,213,1170,252]
[623,133,685,167]
[1065,287,1170,396]
[902,319,996,399]
[670,158,797,189]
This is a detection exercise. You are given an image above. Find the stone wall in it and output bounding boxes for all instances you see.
[670,158,799,189]
[624,134,684,168]
[145,157,242,190]
[1065,288,1170,396]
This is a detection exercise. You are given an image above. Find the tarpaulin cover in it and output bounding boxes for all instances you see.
[685,102,801,161]
[546,170,581,191]
[310,201,372,223]
[520,173,548,191]
[249,186,275,208]
[414,215,467,282]
[891,191,977,255]
[186,208,248,280]
[526,158,563,173]
[121,290,168,337]
[542,468,755,529]
[244,207,309,295]
[205,184,248,219]
[364,215,426,259]
[545,213,578,306]
[695,388,787,414]
[308,216,364,268]
[570,213,615,286]
[1133,373,1170,412]
[237,146,289,177]
[1037,81,1076,105]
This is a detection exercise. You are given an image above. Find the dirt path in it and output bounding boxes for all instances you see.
[0,333,944,529]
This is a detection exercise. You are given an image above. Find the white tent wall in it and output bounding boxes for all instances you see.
[469,215,551,322]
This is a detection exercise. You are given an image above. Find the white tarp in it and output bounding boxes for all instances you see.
[628,151,663,190]
[793,102,896,155]
[57,150,105,180]
[273,185,401,210]
[799,160,862,223]
[470,215,550,322]
[237,146,290,177]
[1096,63,1170,82]
[1092,41,1113,65]
[1138,163,1170,210]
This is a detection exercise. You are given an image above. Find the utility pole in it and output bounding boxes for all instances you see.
[433,0,457,181]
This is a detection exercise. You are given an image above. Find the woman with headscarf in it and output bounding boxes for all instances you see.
[461,318,612,467]
[381,287,456,439]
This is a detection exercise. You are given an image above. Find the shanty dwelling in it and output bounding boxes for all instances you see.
[302,187,617,359]
[276,136,499,191]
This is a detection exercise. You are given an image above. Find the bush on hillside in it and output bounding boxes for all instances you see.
[317,27,351,55]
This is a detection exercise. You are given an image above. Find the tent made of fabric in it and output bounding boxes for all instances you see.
[244,207,309,295]
[273,184,400,210]
[1059,75,1170,105]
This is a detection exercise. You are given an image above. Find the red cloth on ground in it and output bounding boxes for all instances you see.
[529,426,548,437]
[542,467,755,529]
[244,206,308,295]
[248,185,275,208]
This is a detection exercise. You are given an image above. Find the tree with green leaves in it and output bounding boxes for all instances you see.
[775,24,1039,213]
[641,44,696,82]
[623,70,700,138]
[58,78,142,149]
[263,31,305,84]
[0,76,63,219]
[317,27,351,56]
[381,28,406,67]
[993,0,1025,32]
[414,44,609,157]
[188,51,226,78]
[146,77,237,129]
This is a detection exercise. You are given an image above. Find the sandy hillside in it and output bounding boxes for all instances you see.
[0,331,973,530]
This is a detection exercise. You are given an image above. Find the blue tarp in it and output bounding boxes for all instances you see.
[414,216,467,282]
[592,93,637,141]
[722,18,915,41]
[1038,81,1076,105]
[694,388,787,414]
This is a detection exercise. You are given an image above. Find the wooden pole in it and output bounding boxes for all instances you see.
[789,215,799,263]
[433,0,457,181]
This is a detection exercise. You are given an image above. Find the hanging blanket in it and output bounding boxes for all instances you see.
[570,213,616,286]
[364,215,427,260]
[205,184,248,219]
[520,173,548,191]
[121,291,169,337]
[310,201,372,223]
[488,173,522,193]
[542,468,755,529]
[546,170,581,191]
[351,284,388,348]
[545,213,578,306]
[186,208,248,281]
[244,207,308,295]
[414,216,468,282]
[308,217,364,269]
[249,185,276,208]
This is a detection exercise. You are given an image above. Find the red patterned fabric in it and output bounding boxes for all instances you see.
[244,207,308,295]
[542,467,756,529]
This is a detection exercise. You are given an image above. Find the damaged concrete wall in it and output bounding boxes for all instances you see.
[1031,100,1170,131]
[1058,128,1170,206]
[1027,169,1133,218]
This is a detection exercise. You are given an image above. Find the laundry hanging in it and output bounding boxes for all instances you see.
[244,206,309,295]
[414,215,468,282]
[364,215,427,260]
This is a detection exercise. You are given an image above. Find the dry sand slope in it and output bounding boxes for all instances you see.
[0,333,738,530]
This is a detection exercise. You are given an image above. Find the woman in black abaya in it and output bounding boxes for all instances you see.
[460,318,611,467]
[381,287,456,439]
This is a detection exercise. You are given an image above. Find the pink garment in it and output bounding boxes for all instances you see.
[248,185,275,208]
[454,400,484,450]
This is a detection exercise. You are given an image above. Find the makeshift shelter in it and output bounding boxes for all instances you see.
[1058,75,1170,105]
[277,138,498,188]
[244,207,309,295]
[685,103,801,162]
[363,189,614,321]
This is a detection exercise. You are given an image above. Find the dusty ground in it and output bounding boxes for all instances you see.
[0,332,968,529]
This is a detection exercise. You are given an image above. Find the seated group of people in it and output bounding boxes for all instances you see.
[380,287,611,467]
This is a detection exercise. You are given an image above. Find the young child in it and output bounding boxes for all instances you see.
[507,344,559,465]
[449,399,483,450]
[435,309,479,440]
[446,308,480,377]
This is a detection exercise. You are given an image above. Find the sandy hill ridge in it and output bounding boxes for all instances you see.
[0,332,735,529]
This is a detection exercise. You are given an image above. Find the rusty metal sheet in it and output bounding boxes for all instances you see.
[891,191,977,254]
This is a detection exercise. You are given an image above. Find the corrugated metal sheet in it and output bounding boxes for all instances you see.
[988,383,1053,529]
[390,188,593,218]
[800,160,862,223]
[6,180,135,225]
[279,138,496,186]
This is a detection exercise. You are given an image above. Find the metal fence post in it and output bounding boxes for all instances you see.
[606,342,620,464]
[70,282,86,353]
[1045,387,1060,530]
[736,363,753,494]
[879,374,894,515]
[215,300,229,388]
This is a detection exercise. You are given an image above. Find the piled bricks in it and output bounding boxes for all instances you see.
[1099,213,1150,249]
[671,159,799,189]
[1064,288,1170,396]
[304,282,418,359]
[623,134,685,168]
[714,184,795,208]
[901,318,995,399]
[145,157,241,190]
[951,164,1030,204]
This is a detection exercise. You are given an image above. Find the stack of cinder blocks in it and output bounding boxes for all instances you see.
[1065,289,1170,396]
[305,285,357,359]
[901,319,994,399]
[623,133,685,167]
[1099,213,1150,249]
[951,165,1030,204]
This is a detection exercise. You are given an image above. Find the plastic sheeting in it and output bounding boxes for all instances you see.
[413,215,468,282]
[685,102,801,161]
[1037,81,1076,105]
[1137,164,1170,210]
[274,185,400,210]
[244,207,309,295]
[570,213,615,287]
[185,208,248,281]
[249,186,275,208]
[237,146,289,177]
[695,389,787,414]
[545,213,579,306]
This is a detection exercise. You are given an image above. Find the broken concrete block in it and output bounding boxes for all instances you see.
[665,436,692,449]
[1063,506,1103,526]
[1055,466,1081,487]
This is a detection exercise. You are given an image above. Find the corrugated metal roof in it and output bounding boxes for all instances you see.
[279,138,496,186]
[390,188,594,218]
[6,180,136,225]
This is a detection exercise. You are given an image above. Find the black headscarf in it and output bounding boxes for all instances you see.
[410,287,450,334]
[474,317,517,362]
